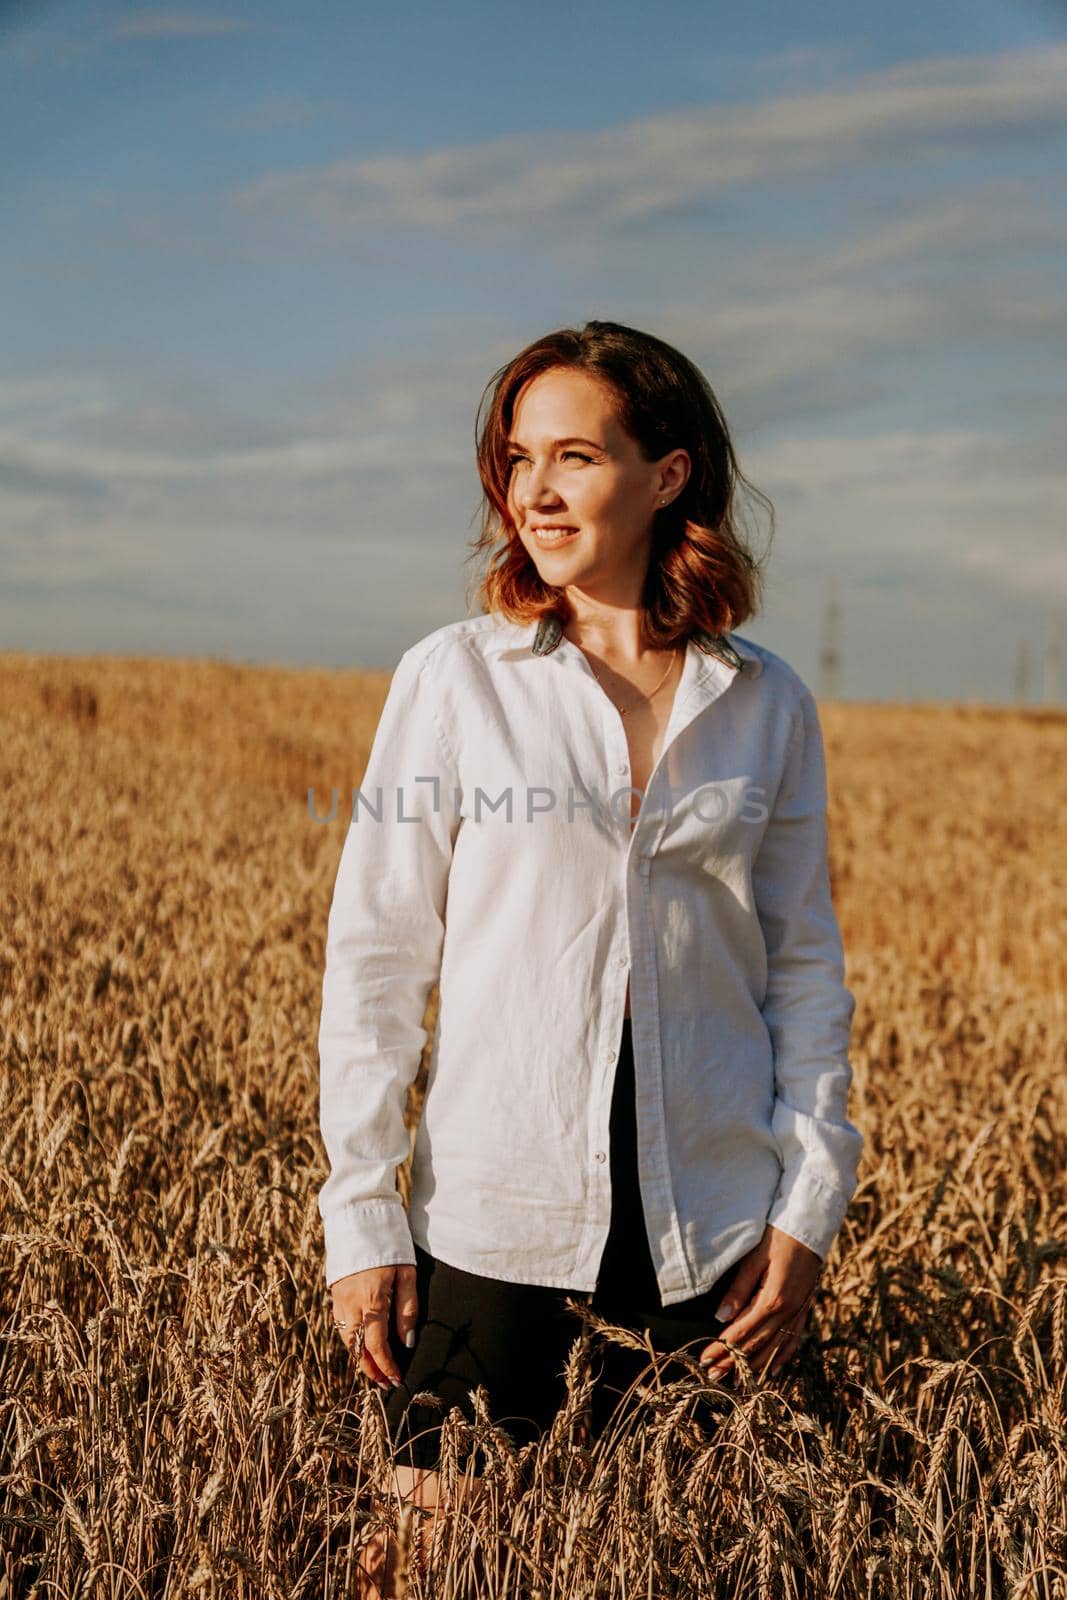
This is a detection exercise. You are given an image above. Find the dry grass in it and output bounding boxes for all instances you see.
[1,649,1065,1598]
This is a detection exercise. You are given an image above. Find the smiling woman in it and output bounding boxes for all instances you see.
[468,319,773,647]
[319,320,864,1593]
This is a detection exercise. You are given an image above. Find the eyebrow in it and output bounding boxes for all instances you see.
[505,435,605,451]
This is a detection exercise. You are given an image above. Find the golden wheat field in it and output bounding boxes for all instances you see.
[2,648,1066,1599]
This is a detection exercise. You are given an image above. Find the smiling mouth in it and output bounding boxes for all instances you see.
[531,526,579,545]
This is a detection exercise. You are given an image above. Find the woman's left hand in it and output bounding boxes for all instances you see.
[698,1224,822,1381]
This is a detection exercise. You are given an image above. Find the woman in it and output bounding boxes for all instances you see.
[318,320,863,1571]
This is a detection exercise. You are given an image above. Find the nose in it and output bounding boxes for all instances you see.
[520,461,564,512]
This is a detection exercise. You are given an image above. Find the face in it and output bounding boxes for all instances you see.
[505,367,689,601]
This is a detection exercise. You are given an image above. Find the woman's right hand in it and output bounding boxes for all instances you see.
[330,1264,420,1387]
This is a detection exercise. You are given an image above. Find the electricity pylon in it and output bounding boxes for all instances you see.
[818,576,842,702]
[1044,609,1062,705]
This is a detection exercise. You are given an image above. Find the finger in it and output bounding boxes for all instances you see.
[698,1303,776,1367]
[335,1306,389,1385]
[700,1302,806,1375]
[394,1264,419,1350]
[710,1278,816,1377]
[348,1321,391,1386]
[332,1304,371,1369]
[361,1306,401,1387]
[711,1259,765,1329]
[695,1276,765,1372]
[712,1276,811,1349]
[772,1338,802,1377]
[755,1319,797,1375]
[768,1323,804,1377]
[715,1309,808,1380]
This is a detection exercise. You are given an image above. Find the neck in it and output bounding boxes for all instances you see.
[561,596,652,664]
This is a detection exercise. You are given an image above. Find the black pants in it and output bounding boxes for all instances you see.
[383,1017,741,1472]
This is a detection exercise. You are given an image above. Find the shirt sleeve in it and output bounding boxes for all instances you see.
[752,685,864,1261]
[316,643,460,1288]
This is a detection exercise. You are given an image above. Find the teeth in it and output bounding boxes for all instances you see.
[535,527,577,541]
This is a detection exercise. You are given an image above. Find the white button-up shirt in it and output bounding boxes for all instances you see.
[317,612,863,1305]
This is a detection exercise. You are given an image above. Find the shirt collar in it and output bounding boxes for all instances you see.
[528,614,763,677]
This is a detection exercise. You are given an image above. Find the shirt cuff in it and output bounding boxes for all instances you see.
[322,1196,416,1289]
[765,1166,854,1261]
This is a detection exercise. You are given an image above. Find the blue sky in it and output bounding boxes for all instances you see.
[2,0,1066,701]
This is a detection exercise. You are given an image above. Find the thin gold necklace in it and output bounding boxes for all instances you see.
[586,646,681,717]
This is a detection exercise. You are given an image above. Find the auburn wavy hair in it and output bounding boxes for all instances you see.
[464,319,774,648]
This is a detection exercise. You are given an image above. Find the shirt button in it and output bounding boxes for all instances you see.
[615,763,627,776]
[605,1050,616,1064]
[616,955,627,968]
[594,1150,606,1162]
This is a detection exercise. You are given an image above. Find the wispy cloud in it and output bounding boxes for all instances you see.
[110,10,250,39]
[746,418,1067,601]
[757,43,857,74]
[232,44,1067,233]
[816,182,1063,275]
[3,347,1065,610]
[962,537,1067,600]
[228,93,320,134]
[645,261,1066,434]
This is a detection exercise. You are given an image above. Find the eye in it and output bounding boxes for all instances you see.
[505,450,593,469]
